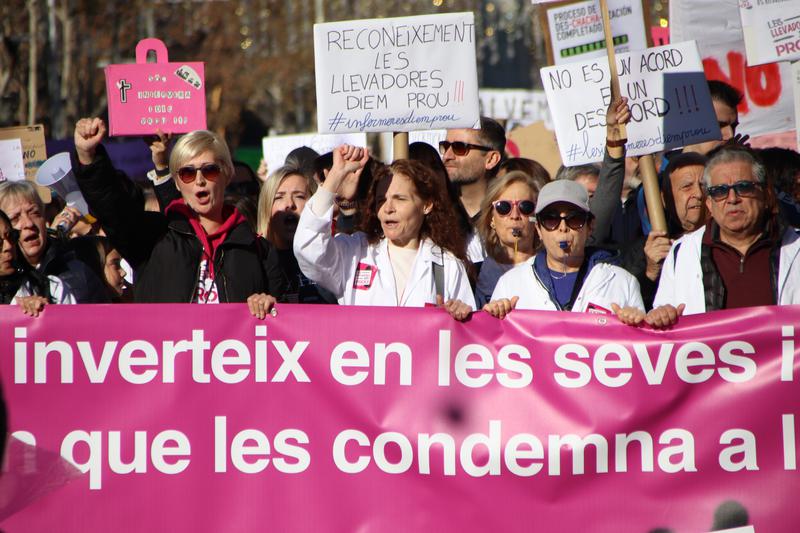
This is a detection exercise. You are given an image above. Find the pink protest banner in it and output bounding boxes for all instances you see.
[104,38,206,137]
[0,303,798,532]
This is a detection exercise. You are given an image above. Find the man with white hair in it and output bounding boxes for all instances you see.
[653,145,800,319]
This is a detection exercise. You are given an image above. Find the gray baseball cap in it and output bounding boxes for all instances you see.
[534,179,590,214]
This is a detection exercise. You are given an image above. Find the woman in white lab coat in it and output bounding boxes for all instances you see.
[484,179,644,318]
[294,145,475,319]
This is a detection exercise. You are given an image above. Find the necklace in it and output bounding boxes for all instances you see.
[549,268,567,280]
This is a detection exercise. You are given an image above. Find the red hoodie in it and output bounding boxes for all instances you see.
[165,199,247,278]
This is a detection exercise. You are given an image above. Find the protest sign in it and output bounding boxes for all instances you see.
[541,40,719,165]
[0,125,51,202]
[261,132,367,173]
[794,61,800,150]
[104,38,207,137]
[314,13,480,134]
[670,0,795,137]
[506,121,562,176]
[0,139,25,182]
[478,89,553,130]
[0,125,47,182]
[1,303,799,532]
[739,0,800,66]
[537,0,649,66]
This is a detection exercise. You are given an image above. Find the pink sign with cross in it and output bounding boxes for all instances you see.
[104,38,207,137]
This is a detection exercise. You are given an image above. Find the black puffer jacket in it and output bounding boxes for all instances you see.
[72,146,285,303]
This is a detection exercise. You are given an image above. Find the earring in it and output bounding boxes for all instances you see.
[490,220,495,229]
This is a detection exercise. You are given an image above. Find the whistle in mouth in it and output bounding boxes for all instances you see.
[559,241,568,250]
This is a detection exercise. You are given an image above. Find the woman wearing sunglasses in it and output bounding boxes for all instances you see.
[474,171,541,306]
[484,180,643,318]
[294,145,475,319]
[0,210,75,316]
[72,118,285,317]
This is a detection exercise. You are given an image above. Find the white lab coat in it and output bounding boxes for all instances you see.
[294,190,476,309]
[491,258,644,313]
[12,275,77,305]
[653,225,800,315]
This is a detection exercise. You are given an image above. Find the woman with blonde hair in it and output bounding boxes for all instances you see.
[474,170,541,305]
[72,118,285,317]
[257,165,335,303]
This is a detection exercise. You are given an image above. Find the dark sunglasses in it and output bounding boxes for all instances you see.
[493,199,536,217]
[705,180,762,201]
[438,141,493,156]
[537,211,591,231]
[177,163,222,184]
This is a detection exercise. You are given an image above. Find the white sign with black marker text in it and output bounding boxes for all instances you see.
[314,13,480,134]
[541,40,720,166]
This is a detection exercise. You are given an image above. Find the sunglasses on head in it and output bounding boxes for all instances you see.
[438,141,493,157]
[493,199,536,217]
[705,180,762,201]
[177,163,222,184]
[537,211,591,231]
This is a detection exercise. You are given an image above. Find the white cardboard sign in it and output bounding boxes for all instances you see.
[541,0,648,65]
[541,40,720,166]
[739,0,800,66]
[314,12,480,134]
[670,0,795,137]
[0,139,26,182]
[262,132,367,174]
[478,89,554,130]
[794,61,800,151]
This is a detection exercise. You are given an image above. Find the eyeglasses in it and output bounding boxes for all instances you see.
[537,211,591,231]
[493,199,536,217]
[705,180,762,201]
[177,163,222,184]
[438,141,493,156]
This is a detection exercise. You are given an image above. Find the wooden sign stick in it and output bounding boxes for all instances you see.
[393,131,409,161]
[599,0,667,233]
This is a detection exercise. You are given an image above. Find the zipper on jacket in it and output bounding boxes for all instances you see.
[217,249,228,302]
[739,255,744,274]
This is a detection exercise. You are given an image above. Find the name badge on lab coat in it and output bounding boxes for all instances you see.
[353,262,377,290]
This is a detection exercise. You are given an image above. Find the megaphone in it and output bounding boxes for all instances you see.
[35,152,91,216]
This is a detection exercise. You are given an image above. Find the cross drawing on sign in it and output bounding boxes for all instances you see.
[118,79,132,103]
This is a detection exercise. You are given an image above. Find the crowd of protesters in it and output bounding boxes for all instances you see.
[1,79,798,327]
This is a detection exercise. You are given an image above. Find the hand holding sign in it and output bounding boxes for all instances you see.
[74,118,107,165]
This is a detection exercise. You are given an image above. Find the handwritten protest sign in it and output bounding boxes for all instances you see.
[739,0,800,66]
[104,38,206,136]
[1,303,799,531]
[261,132,367,173]
[0,139,25,182]
[0,125,47,182]
[542,40,719,165]
[670,0,795,137]
[537,0,649,66]
[794,61,800,150]
[314,13,480,134]
[479,89,553,130]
